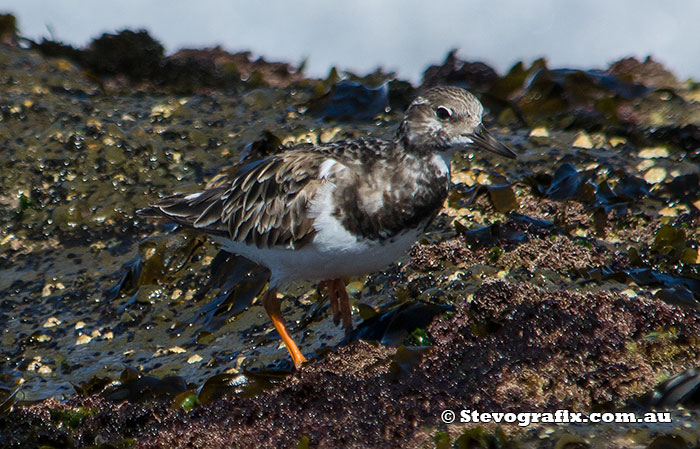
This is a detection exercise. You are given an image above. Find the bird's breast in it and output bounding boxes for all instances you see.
[329,157,449,242]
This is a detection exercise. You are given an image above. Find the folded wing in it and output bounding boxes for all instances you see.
[140,152,330,249]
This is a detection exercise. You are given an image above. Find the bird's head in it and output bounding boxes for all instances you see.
[398,86,516,160]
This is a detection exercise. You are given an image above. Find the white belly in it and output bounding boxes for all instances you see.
[212,226,422,289]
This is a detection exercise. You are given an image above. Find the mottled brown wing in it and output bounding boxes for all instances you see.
[142,151,326,249]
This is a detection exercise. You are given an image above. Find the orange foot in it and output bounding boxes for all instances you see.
[262,288,307,369]
[319,279,353,332]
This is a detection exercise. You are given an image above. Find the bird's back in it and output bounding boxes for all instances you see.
[140,136,450,252]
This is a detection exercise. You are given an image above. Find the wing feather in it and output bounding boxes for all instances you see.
[141,150,345,248]
[139,138,396,247]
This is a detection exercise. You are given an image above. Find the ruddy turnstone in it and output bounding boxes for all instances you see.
[139,86,516,369]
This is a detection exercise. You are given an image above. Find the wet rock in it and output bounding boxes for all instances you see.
[6,280,700,448]
[387,79,415,112]
[30,35,302,92]
[0,14,17,45]
[636,366,700,408]
[422,50,499,93]
[545,162,582,200]
[608,56,679,90]
[307,80,389,121]
[648,123,700,153]
[85,29,165,82]
[488,58,650,128]
[347,302,452,346]
[160,48,240,92]
[410,236,473,271]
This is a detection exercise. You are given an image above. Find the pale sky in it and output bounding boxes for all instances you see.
[2,0,697,83]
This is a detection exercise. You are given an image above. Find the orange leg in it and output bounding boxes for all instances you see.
[262,288,307,369]
[319,280,341,325]
[332,279,353,332]
[320,279,353,332]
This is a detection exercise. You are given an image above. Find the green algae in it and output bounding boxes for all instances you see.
[453,427,514,449]
[49,406,94,429]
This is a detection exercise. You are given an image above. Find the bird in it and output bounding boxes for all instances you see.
[139,86,516,369]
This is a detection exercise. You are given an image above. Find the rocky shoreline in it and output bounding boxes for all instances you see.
[1,24,699,448]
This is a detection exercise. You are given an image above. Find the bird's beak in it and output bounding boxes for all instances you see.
[467,124,517,159]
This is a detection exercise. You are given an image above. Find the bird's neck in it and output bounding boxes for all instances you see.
[430,148,456,179]
[394,130,455,181]
[395,119,450,157]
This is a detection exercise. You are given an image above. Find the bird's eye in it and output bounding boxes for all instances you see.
[435,106,452,120]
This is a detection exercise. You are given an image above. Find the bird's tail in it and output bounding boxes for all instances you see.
[136,187,227,232]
